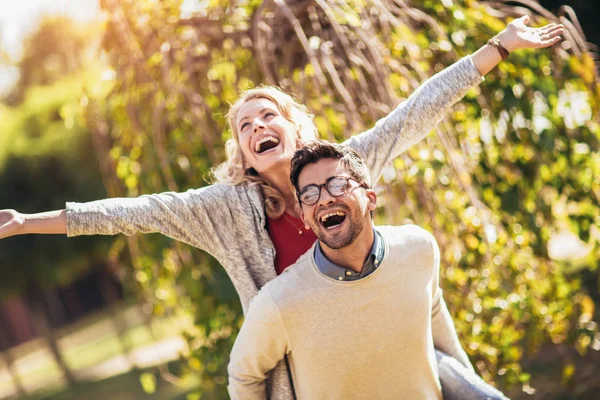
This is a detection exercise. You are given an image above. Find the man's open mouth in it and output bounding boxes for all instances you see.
[254,136,280,154]
[319,211,347,230]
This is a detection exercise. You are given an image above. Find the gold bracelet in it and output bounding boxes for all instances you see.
[488,36,509,60]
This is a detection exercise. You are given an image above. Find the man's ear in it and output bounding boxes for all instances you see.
[301,213,310,229]
[366,189,377,211]
[299,207,310,230]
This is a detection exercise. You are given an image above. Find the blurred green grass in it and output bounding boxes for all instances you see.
[0,303,196,399]
[18,362,200,400]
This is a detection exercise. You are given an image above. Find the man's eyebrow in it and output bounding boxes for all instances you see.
[300,175,344,188]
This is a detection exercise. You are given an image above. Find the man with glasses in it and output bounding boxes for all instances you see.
[227,141,506,399]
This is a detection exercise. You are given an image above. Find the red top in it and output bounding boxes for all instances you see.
[267,212,318,275]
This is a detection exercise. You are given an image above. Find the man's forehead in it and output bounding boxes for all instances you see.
[298,158,348,185]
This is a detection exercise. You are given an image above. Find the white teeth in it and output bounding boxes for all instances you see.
[320,211,346,223]
[254,136,280,153]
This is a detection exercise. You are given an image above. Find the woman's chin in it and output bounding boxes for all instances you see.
[253,153,294,175]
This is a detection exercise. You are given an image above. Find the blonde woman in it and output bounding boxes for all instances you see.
[0,16,563,399]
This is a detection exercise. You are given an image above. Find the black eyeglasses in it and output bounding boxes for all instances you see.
[297,175,368,205]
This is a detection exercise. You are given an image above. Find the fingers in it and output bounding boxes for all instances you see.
[0,221,14,239]
[531,32,562,49]
[540,23,564,35]
[538,24,565,47]
[540,32,563,42]
[539,35,562,48]
[0,211,21,239]
[510,15,529,30]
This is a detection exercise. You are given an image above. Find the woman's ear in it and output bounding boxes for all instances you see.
[296,133,317,149]
[296,127,310,149]
[296,121,318,149]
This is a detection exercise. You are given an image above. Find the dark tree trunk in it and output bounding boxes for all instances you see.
[26,285,77,386]
[97,268,138,371]
[0,313,27,396]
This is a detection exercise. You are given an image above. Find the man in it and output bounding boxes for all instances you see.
[227,141,503,399]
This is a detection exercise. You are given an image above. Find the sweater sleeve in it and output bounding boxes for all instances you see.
[343,56,482,182]
[429,234,474,371]
[228,288,290,400]
[65,184,244,257]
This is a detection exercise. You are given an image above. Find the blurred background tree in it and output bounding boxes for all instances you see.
[0,0,598,399]
[537,0,600,52]
[5,16,93,105]
[0,15,118,390]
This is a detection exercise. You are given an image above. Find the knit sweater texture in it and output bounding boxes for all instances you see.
[228,225,451,400]
[65,56,482,399]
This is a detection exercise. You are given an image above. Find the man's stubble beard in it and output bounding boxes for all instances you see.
[314,206,368,250]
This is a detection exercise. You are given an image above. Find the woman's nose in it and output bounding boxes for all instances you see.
[252,118,266,133]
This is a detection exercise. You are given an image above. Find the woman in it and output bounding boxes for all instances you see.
[0,16,563,399]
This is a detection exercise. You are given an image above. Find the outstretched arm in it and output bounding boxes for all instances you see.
[0,184,246,257]
[0,209,66,238]
[345,15,564,182]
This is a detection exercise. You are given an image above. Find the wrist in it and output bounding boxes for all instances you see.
[19,213,28,235]
[495,30,518,53]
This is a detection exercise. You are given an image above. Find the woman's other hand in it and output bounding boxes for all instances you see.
[0,210,26,239]
[497,15,564,52]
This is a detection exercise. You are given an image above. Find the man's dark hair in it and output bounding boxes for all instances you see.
[290,141,372,192]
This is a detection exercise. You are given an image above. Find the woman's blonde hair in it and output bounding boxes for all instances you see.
[211,86,318,218]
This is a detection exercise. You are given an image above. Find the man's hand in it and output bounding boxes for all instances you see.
[0,210,26,239]
[496,15,564,53]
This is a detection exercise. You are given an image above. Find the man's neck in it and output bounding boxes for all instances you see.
[320,226,375,273]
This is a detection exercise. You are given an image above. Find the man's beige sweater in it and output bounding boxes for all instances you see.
[228,225,469,400]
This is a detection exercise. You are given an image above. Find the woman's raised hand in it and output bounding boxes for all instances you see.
[0,210,26,239]
[497,15,564,52]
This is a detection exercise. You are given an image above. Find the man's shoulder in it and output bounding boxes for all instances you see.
[377,224,436,247]
[259,250,316,305]
[377,225,438,272]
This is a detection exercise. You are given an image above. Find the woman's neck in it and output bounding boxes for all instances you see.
[260,168,300,218]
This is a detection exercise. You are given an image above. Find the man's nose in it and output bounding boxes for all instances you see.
[317,187,335,207]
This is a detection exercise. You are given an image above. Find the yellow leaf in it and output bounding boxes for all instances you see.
[562,364,575,384]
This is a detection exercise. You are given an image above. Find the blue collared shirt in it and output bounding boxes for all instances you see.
[314,228,385,281]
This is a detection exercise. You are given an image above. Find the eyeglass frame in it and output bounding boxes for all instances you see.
[296,175,369,206]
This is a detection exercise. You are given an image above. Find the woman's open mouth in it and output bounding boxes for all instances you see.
[254,136,280,154]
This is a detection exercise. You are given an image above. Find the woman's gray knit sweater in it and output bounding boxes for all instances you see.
[66,56,482,399]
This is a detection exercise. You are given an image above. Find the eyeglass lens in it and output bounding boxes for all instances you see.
[300,177,351,205]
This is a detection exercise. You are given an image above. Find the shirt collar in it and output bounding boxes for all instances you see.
[314,228,384,281]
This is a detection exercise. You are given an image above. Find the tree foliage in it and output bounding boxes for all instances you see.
[91,0,599,397]
[7,16,95,105]
[0,16,116,389]
[0,18,111,299]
